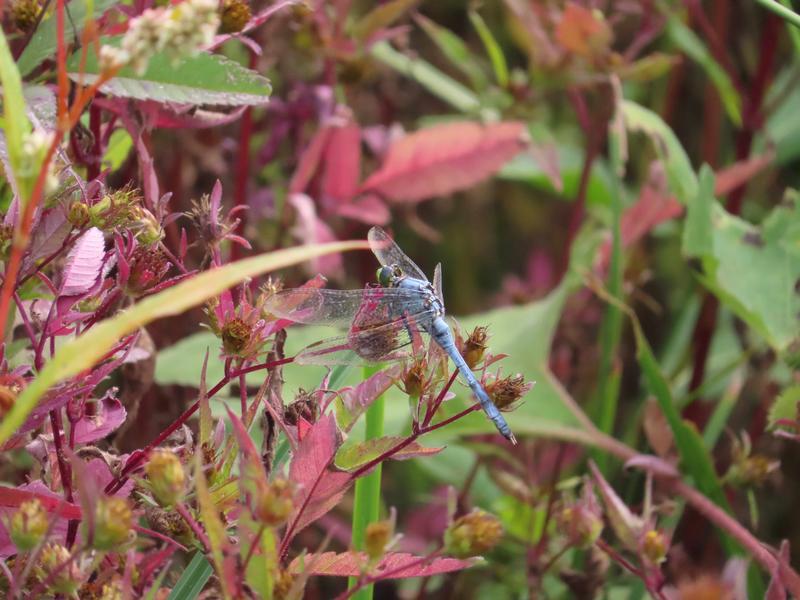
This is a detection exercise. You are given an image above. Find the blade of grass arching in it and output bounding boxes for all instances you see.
[702,371,743,450]
[370,41,483,115]
[167,552,213,600]
[468,10,508,88]
[0,240,369,446]
[776,0,800,52]
[591,84,625,474]
[348,365,386,600]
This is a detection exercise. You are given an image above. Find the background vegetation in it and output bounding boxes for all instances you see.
[0,0,799,598]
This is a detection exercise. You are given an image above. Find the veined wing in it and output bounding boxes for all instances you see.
[368,227,428,282]
[295,309,433,365]
[265,286,428,328]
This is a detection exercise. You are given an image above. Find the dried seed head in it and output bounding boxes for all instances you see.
[145,449,186,507]
[486,373,532,410]
[10,0,43,32]
[126,246,170,297]
[444,509,503,558]
[462,326,489,369]
[10,499,48,551]
[221,317,253,355]
[402,358,427,398]
[364,511,397,562]
[274,568,297,600]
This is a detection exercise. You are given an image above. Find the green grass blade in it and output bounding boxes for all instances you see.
[0,240,369,445]
[0,29,33,200]
[167,552,214,600]
[348,365,386,600]
[468,10,508,88]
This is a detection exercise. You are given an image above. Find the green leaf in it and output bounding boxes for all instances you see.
[415,14,489,91]
[767,384,800,430]
[697,193,800,351]
[370,41,483,115]
[468,10,508,88]
[682,164,716,257]
[0,30,33,199]
[621,100,698,203]
[632,321,736,555]
[17,0,121,76]
[67,43,271,106]
[335,436,442,471]
[0,240,369,445]
[167,552,213,600]
[666,16,742,126]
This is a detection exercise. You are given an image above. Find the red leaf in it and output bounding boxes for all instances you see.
[335,194,390,225]
[289,128,332,195]
[289,551,476,578]
[360,121,528,202]
[714,153,773,196]
[337,366,402,432]
[288,193,343,276]
[555,3,613,58]
[322,121,361,203]
[61,227,105,296]
[0,485,82,518]
[286,415,350,539]
[226,406,269,489]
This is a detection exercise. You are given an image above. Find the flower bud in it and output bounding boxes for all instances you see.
[10,499,48,551]
[274,568,297,600]
[91,496,133,550]
[37,543,83,595]
[254,478,294,526]
[145,449,186,507]
[219,0,251,33]
[444,509,503,558]
[126,246,170,297]
[100,579,124,600]
[10,0,43,32]
[402,359,427,398]
[364,516,395,562]
[557,505,603,549]
[67,201,91,227]
[640,529,668,565]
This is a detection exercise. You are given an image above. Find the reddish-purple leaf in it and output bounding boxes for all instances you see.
[71,393,127,444]
[335,436,443,472]
[21,208,72,276]
[61,227,105,296]
[288,193,343,276]
[714,153,773,197]
[336,366,402,431]
[289,129,332,195]
[322,120,361,203]
[285,415,351,538]
[289,551,476,578]
[589,461,643,552]
[623,454,679,479]
[226,406,269,490]
[359,121,528,202]
[335,193,390,225]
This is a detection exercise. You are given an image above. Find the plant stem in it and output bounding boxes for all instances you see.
[348,366,386,600]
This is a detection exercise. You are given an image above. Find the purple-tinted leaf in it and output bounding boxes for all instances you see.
[21,208,72,276]
[335,194,390,225]
[335,366,402,431]
[71,393,127,444]
[335,436,443,471]
[61,227,105,296]
[589,461,643,552]
[289,551,476,578]
[322,120,361,204]
[226,406,269,490]
[289,128,332,195]
[623,454,679,478]
[288,193,343,276]
[285,415,351,538]
[360,121,528,202]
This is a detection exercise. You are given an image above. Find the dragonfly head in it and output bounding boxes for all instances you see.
[376,264,402,287]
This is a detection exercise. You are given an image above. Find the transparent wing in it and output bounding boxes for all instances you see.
[433,263,444,303]
[265,286,429,328]
[368,227,428,282]
[295,311,431,365]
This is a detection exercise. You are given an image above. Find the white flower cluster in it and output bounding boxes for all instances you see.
[99,0,220,75]
[19,128,58,194]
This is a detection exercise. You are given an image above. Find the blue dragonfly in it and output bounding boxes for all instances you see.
[265,227,516,444]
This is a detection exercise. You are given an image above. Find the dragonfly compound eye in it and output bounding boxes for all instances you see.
[377,266,394,286]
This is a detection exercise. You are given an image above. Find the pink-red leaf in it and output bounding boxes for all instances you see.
[289,551,476,578]
[336,366,402,432]
[61,227,105,296]
[322,121,361,203]
[335,436,443,471]
[71,393,127,444]
[226,406,269,489]
[360,121,528,202]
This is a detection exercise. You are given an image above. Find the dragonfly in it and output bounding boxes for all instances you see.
[266,226,516,444]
